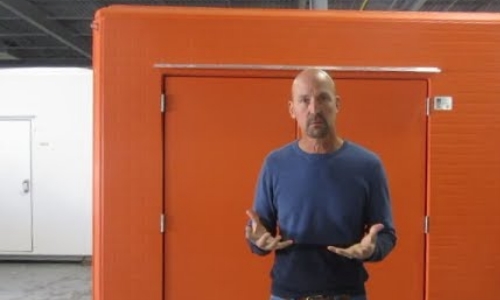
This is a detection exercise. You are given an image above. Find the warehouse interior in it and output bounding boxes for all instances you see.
[1,1,499,300]
[1,0,500,68]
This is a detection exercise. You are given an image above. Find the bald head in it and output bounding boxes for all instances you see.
[289,68,340,140]
[292,68,336,99]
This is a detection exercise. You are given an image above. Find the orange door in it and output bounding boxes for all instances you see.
[163,76,295,300]
[332,78,428,300]
[163,75,427,300]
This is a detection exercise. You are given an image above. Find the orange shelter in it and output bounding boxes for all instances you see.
[92,6,500,300]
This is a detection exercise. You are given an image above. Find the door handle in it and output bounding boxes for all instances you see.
[22,179,30,194]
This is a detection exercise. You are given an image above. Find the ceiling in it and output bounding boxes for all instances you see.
[0,0,498,68]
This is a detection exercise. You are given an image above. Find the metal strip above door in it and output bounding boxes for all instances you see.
[153,63,441,74]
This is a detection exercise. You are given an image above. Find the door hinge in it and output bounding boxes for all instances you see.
[424,215,430,234]
[160,214,165,233]
[160,93,166,113]
[426,97,430,116]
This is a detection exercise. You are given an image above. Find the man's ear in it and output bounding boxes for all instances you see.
[335,95,341,112]
[288,100,296,119]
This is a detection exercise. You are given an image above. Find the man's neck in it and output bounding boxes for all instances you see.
[298,135,344,154]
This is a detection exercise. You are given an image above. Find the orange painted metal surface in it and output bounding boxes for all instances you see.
[93,6,500,300]
[163,76,294,300]
[163,75,427,300]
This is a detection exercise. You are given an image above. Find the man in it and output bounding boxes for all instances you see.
[245,68,397,300]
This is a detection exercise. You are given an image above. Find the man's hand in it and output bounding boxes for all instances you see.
[327,223,384,260]
[245,210,293,251]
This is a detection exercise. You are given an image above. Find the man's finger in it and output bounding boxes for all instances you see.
[245,209,261,225]
[368,223,384,235]
[276,239,294,249]
[264,235,282,250]
[244,224,253,240]
[327,246,355,259]
[327,246,348,255]
[361,223,384,245]
[265,236,294,251]
[255,232,271,248]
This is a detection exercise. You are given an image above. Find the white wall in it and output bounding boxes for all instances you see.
[0,67,92,256]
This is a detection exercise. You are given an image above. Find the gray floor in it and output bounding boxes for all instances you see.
[0,262,91,300]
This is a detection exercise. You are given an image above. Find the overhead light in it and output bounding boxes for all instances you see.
[0,51,19,60]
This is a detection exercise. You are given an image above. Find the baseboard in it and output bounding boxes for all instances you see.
[0,255,92,265]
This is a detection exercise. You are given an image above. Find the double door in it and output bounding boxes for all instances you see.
[163,75,427,300]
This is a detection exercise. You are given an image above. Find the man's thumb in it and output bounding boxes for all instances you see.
[246,209,260,224]
[369,223,384,236]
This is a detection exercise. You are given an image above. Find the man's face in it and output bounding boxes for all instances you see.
[289,75,339,139]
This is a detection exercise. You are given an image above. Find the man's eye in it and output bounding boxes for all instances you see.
[319,95,331,102]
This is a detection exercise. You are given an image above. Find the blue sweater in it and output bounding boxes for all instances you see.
[248,140,397,298]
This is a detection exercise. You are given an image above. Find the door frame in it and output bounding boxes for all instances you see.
[157,63,439,300]
[0,115,35,253]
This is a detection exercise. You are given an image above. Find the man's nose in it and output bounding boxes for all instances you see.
[308,99,320,113]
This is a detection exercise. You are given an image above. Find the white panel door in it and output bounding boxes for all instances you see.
[0,119,33,252]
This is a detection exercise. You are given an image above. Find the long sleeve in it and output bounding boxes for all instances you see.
[363,158,397,262]
[247,158,278,256]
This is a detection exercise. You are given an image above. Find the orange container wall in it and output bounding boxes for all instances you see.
[93,6,500,300]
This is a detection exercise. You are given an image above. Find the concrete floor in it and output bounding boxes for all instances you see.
[0,262,91,300]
